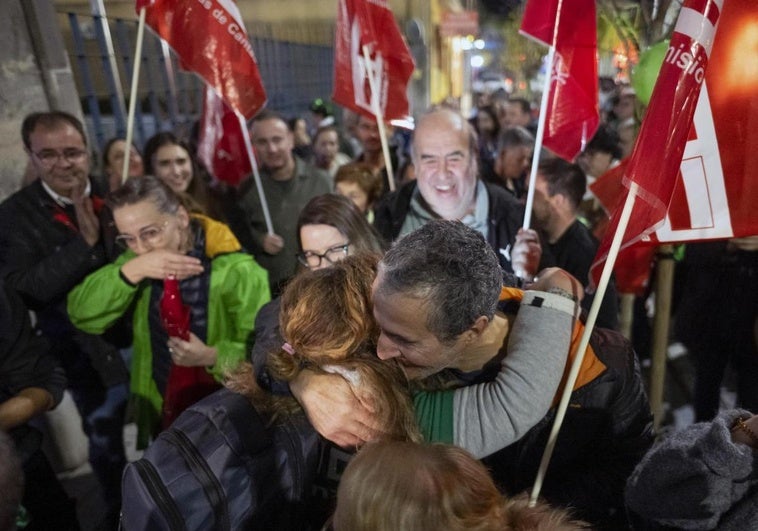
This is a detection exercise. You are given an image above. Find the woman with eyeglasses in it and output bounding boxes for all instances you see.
[251,193,385,376]
[67,175,270,448]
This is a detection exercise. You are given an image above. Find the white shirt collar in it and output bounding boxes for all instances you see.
[40,179,91,207]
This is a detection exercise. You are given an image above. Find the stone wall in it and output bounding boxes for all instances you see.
[0,1,82,202]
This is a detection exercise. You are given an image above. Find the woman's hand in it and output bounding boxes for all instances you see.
[167,332,218,367]
[120,249,203,284]
[528,267,584,301]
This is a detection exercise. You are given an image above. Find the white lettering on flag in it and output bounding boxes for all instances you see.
[675,8,718,55]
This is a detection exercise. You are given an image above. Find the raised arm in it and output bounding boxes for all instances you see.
[414,289,577,458]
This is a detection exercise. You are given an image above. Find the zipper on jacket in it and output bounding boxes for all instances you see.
[164,428,230,530]
[132,459,187,531]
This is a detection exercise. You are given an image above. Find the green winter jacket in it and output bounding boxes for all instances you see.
[68,215,270,447]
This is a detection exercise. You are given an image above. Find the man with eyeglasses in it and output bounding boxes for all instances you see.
[0,111,128,529]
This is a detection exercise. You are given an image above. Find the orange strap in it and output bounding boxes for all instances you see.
[499,287,606,406]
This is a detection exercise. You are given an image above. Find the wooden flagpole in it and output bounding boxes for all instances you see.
[649,244,675,431]
[529,182,639,506]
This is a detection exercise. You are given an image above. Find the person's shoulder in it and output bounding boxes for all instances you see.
[296,158,331,187]
[384,179,417,203]
[559,220,598,253]
[0,180,47,222]
[484,181,523,209]
[374,180,416,218]
[482,182,524,231]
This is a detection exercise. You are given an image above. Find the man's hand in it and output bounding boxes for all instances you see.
[290,369,383,448]
[0,387,55,431]
[728,235,758,252]
[262,233,284,255]
[72,188,100,247]
[168,332,217,367]
[120,249,204,284]
[511,228,542,279]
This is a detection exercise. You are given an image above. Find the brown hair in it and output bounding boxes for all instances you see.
[332,441,588,531]
[334,163,384,208]
[333,441,506,531]
[296,194,385,254]
[274,253,380,371]
[142,131,210,215]
[21,111,87,150]
[226,255,419,440]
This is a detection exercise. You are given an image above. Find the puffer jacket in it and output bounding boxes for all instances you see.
[0,178,128,385]
[68,215,271,447]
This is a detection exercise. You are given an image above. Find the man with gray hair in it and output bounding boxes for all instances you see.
[294,220,653,527]
[373,107,544,279]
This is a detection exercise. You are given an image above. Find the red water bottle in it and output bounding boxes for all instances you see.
[160,275,190,341]
[159,275,218,429]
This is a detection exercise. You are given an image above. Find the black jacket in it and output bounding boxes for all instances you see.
[373,180,552,274]
[481,320,654,528]
[0,179,128,385]
[0,278,66,461]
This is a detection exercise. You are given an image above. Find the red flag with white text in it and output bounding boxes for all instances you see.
[136,0,266,119]
[591,0,758,288]
[197,87,251,187]
[332,0,415,122]
[520,0,599,161]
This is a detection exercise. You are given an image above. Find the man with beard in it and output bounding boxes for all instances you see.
[233,110,331,295]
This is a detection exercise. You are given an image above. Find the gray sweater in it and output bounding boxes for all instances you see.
[625,409,758,530]
[419,290,577,458]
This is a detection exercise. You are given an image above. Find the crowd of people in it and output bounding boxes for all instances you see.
[0,80,756,531]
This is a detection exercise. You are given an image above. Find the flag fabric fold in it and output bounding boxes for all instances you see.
[520,0,599,161]
[136,0,266,119]
[590,0,758,288]
[197,87,252,187]
[332,0,415,122]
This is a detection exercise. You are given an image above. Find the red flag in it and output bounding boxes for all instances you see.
[520,0,599,161]
[196,87,252,187]
[136,0,266,119]
[332,0,415,122]
[589,160,655,295]
[649,0,758,244]
[593,0,758,288]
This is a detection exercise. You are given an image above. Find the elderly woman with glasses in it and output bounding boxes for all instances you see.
[67,175,270,448]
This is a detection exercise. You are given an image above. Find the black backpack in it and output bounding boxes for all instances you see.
[121,388,324,530]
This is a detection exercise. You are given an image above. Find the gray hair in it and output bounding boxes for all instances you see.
[378,220,502,342]
[107,174,183,215]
